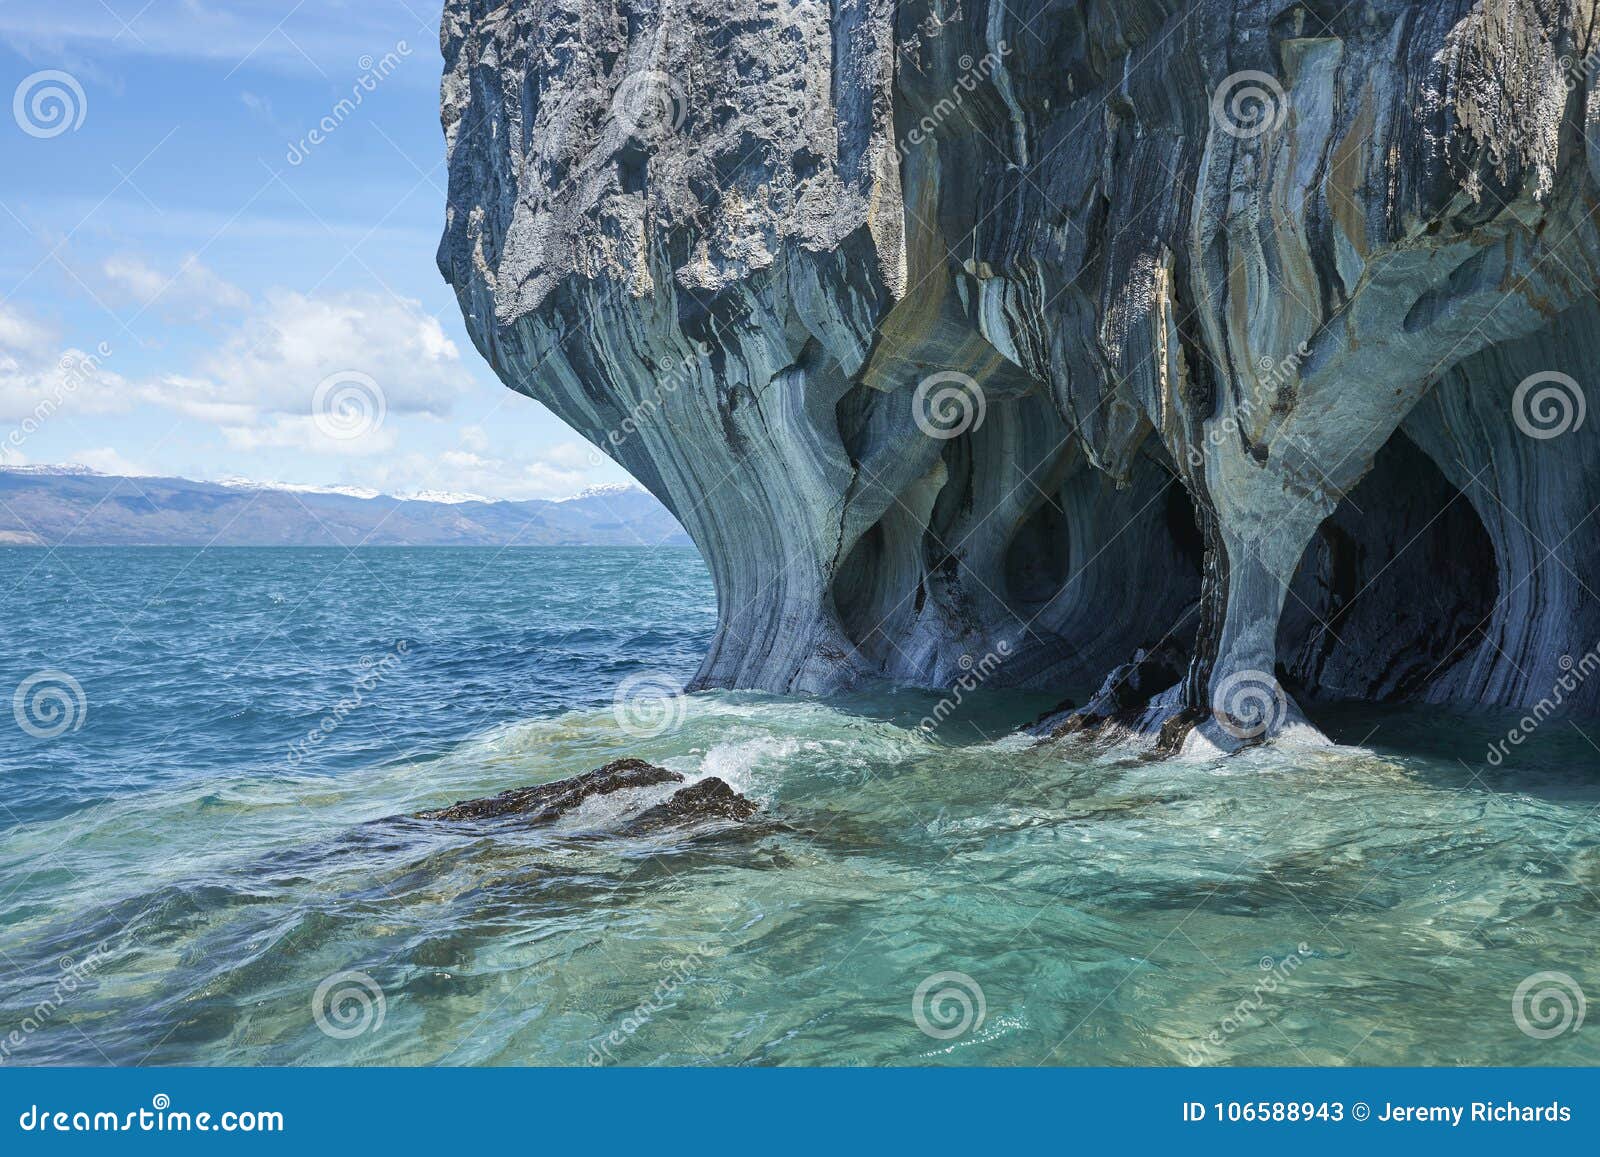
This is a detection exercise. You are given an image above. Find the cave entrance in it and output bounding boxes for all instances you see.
[1003,492,1071,610]
[1276,429,1497,704]
[1004,453,1205,689]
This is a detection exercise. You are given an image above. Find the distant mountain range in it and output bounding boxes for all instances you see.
[0,466,689,547]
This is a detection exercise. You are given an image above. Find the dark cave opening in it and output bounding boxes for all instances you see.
[1163,475,1207,575]
[1006,457,1205,691]
[1003,493,1071,609]
[1276,429,1498,704]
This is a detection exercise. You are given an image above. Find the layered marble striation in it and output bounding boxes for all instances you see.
[438,0,1600,746]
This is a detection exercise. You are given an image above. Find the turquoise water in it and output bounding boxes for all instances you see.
[1,547,1596,1066]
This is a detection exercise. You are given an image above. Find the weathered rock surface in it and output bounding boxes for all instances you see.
[619,775,760,831]
[416,758,759,831]
[439,0,1600,745]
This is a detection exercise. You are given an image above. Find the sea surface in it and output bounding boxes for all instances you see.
[0,547,1596,1066]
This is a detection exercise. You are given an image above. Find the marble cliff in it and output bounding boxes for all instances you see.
[438,0,1600,748]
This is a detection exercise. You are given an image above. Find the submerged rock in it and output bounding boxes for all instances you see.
[438,0,1600,745]
[416,758,760,832]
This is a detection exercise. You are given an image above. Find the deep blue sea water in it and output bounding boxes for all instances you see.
[1,548,715,825]
[1,547,1597,1066]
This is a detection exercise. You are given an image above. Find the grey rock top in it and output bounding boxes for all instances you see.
[438,0,1600,748]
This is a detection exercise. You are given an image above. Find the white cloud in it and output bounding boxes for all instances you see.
[198,289,466,415]
[0,305,54,357]
[134,289,472,455]
[143,374,258,425]
[100,253,250,319]
[0,3,420,78]
[220,415,397,457]
[68,447,158,476]
[239,90,277,125]
[0,304,127,427]
[544,440,596,469]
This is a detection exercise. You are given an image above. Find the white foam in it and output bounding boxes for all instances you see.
[696,736,799,796]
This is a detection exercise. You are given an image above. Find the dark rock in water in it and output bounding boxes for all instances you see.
[416,758,682,823]
[1154,707,1212,758]
[415,759,761,832]
[1032,643,1188,739]
[621,777,760,833]
[1027,696,1076,730]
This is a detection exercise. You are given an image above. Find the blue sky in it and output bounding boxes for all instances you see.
[0,0,632,499]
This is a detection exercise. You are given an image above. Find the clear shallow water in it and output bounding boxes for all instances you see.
[0,547,1596,1066]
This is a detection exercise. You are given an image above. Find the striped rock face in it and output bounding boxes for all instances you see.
[438,0,1600,748]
